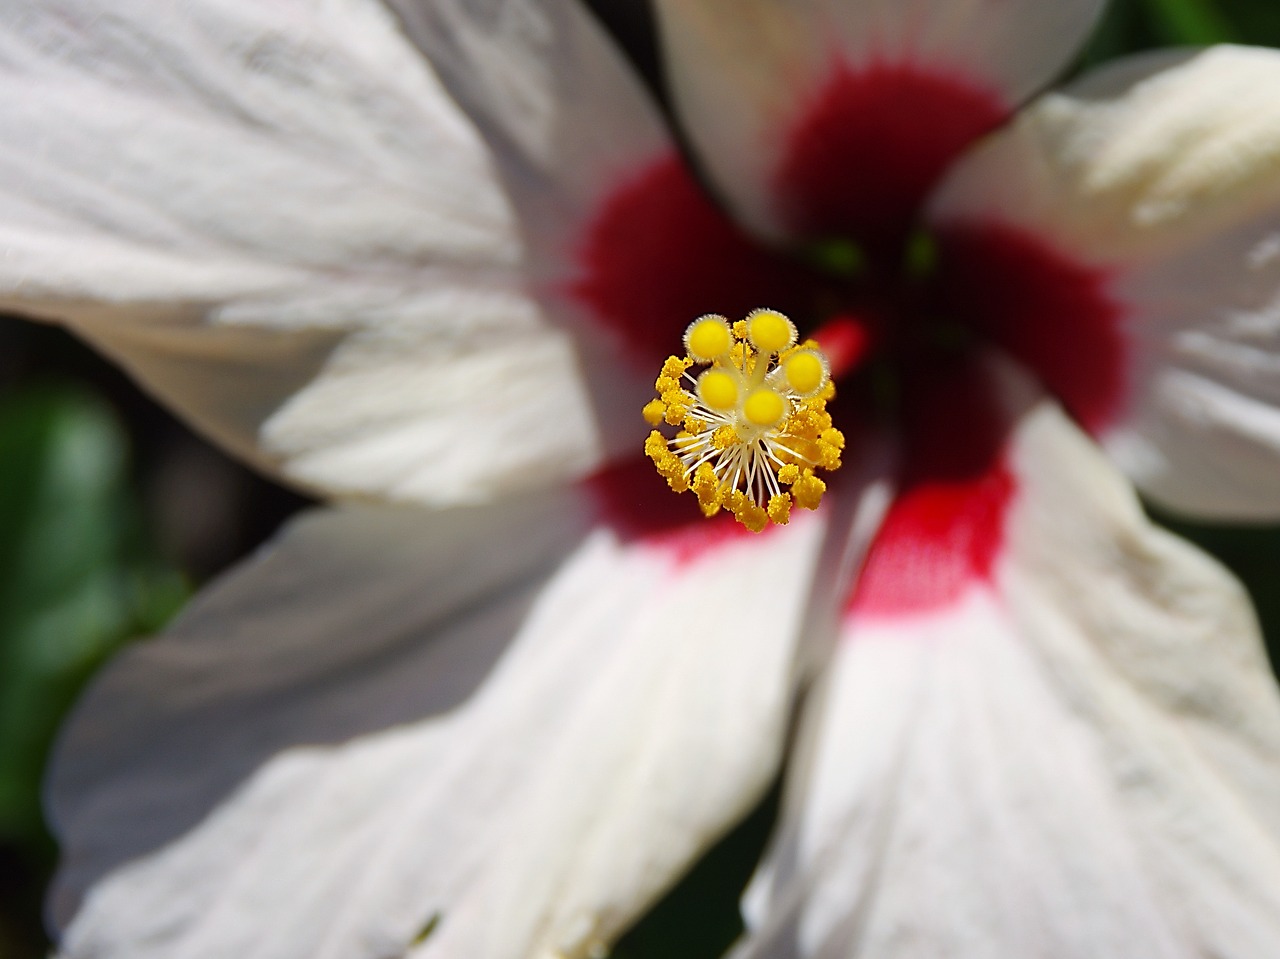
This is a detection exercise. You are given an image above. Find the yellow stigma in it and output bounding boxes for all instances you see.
[697,369,739,411]
[746,308,797,354]
[643,309,843,532]
[743,388,786,428]
[782,349,828,397]
[684,314,733,362]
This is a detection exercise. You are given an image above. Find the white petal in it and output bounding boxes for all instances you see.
[930,45,1280,518]
[376,0,688,466]
[0,0,668,504]
[738,377,1280,957]
[652,0,1104,240]
[383,0,669,251]
[49,490,836,959]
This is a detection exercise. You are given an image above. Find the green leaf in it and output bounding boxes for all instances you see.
[1080,0,1164,68]
[1139,0,1237,44]
[1213,0,1280,45]
[0,386,186,843]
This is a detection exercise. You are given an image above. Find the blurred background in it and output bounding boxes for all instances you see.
[2,1,1280,956]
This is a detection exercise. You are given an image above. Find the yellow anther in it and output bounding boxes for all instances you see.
[643,309,842,532]
[743,389,787,429]
[697,369,739,412]
[712,425,738,449]
[782,349,828,396]
[663,355,691,378]
[642,400,666,426]
[746,309,797,354]
[737,502,769,533]
[693,462,721,515]
[767,493,792,525]
[788,407,824,434]
[792,472,826,511]
[684,315,733,361]
[644,430,667,460]
[693,461,719,493]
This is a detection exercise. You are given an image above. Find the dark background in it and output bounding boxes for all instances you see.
[3,1,1279,956]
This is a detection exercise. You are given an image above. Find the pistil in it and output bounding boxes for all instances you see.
[643,310,845,532]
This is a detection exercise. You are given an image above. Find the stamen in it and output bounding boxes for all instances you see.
[643,309,845,532]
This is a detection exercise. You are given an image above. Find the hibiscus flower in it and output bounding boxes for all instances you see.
[5,0,1280,957]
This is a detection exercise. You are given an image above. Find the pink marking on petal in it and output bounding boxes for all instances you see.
[847,361,1016,618]
[570,152,816,367]
[937,222,1127,433]
[586,456,766,564]
[776,62,1008,251]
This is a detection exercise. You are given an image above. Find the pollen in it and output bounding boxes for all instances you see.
[643,309,844,532]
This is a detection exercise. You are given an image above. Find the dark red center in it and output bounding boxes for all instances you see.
[775,61,1008,258]
[572,62,1127,612]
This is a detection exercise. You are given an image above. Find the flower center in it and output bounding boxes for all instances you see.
[643,309,845,532]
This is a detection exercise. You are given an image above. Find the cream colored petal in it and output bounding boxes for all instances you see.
[49,493,836,959]
[931,45,1280,518]
[738,381,1280,957]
